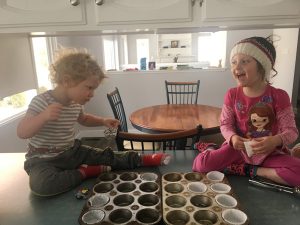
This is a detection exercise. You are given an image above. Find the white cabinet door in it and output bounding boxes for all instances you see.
[0,0,86,28]
[202,0,300,24]
[94,0,193,25]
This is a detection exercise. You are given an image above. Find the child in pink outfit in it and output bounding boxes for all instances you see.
[193,36,300,187]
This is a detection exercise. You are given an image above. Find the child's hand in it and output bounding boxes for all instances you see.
[231,135,250,151]
[291,144,300,158]
[42,103,63,121]
[251,136,281,155]
[103,118,120,128]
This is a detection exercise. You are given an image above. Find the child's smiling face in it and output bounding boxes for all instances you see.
[230,53,264,88]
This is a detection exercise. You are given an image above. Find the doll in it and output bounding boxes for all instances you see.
[246,102,275,139]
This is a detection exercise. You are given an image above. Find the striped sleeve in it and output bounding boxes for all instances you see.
[27,94,48,115]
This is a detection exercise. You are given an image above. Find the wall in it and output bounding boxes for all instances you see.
[127,34,158,65]
[56,36,104,64]
[272,28,299,98]
[0,117,28,152]
[292,30,300,111]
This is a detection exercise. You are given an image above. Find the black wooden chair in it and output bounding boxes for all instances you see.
[107,87,161,150]
[165,80,200,104]
[116,125,203,151]
[107,87,128,132]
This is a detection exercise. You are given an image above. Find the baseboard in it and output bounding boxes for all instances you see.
[76,128,138,139]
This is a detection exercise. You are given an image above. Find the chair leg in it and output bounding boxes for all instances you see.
[175,138,187,150]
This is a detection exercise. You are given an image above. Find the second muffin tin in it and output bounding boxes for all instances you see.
[161,172,249,225]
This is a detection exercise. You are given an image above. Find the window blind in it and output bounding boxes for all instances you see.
[0,36,37,99]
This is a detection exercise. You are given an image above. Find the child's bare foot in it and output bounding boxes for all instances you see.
[291,144,300,158]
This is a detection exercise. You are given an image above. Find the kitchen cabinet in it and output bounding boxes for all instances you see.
[0,0,86,28]
[201,0,300,27]
[0,0,300,33]
[0,0,194,33]
[94,0,193,26]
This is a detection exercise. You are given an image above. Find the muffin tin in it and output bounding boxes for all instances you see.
[78,172,162,225]
[161,172,249,225]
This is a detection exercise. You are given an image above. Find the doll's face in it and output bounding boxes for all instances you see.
[250,113,269,129]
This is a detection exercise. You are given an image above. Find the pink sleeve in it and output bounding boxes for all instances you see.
[273,89,298,146]
[220,89,238,143]
[277,106,298,146]
[220,104,237,143]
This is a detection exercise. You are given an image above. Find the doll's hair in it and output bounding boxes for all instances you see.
[49,47,106,86]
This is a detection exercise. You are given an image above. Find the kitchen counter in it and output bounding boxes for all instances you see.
[0,151,299,225]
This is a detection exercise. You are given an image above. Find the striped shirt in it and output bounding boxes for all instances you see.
[26,90,83,158]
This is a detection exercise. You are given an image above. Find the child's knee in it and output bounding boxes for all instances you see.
[29,177,58,196]
[30,175,76,197]
[192,153,217,172]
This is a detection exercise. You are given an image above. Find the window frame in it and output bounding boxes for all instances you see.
[0,36,53,126]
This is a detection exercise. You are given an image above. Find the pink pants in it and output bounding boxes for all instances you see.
[192,143,300,186]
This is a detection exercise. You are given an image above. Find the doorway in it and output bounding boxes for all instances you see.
[292,29,300,116]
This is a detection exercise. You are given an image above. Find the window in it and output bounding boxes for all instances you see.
[32,37,52,92]
[0,37,51,124]
[103,37,119,71]
[198,31,227,68]
[100,32,226,71]
[136,38,149,65]
[0,89,37,122]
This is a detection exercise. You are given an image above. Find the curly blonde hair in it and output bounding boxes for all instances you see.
[49,48,106,85]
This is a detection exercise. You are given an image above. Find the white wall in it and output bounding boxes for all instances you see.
[0,117,28,153]
[56,36,104,64]
[127,34,158,64]
[272,28,299,98]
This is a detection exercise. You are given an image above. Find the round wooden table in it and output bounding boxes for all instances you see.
[130,104,221,134]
